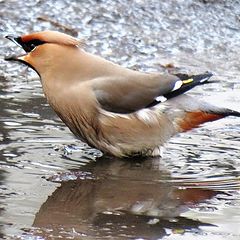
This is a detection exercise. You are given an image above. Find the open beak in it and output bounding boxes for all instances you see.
[5,35,27,61]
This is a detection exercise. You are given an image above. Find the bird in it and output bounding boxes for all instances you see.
[5,30,240,157]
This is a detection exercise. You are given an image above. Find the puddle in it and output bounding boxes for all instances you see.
[0,0,240,239]
[5,156,240,240]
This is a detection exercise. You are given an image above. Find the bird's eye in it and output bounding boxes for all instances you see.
[30,43,36,51]
[23,39,45,53]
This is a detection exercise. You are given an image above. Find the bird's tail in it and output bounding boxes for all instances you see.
[177,109,240,132]
[165,94,240,132]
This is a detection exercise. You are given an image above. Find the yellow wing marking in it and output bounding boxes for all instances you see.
[182,78,193,84]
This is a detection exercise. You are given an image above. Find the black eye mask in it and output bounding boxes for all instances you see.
[15,37,46,52]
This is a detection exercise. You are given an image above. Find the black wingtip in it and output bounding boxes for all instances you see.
[175,72,213,83]
[164,72,214,99]
[192,72,213,84]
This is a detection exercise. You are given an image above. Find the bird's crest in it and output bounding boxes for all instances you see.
[21,30,85,47]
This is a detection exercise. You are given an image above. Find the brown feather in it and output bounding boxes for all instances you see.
[21,30,85,47]
[179,111,222,132]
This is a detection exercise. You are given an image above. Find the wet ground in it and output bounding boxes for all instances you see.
[0,0,240,239]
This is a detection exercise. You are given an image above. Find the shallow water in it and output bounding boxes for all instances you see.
[1,0,240,239]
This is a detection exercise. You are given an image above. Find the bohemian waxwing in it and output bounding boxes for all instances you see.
[5,31,240,157]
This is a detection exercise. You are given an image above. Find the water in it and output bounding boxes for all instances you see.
[0,0,240,239]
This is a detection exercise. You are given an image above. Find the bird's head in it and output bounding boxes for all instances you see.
[5,31,84,77]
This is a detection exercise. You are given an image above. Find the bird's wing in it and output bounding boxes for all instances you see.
[91,72,213,114]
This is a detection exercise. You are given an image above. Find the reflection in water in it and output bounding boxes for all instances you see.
[30,157,218,239]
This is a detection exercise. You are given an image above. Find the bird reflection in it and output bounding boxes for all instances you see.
[32,156,218,239]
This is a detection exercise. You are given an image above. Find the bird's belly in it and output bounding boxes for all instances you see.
[96,109,176,157]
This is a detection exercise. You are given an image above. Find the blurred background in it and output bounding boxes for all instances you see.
[0,0,240,239]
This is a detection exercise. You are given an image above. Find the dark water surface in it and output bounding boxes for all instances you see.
[0,0,240,239]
